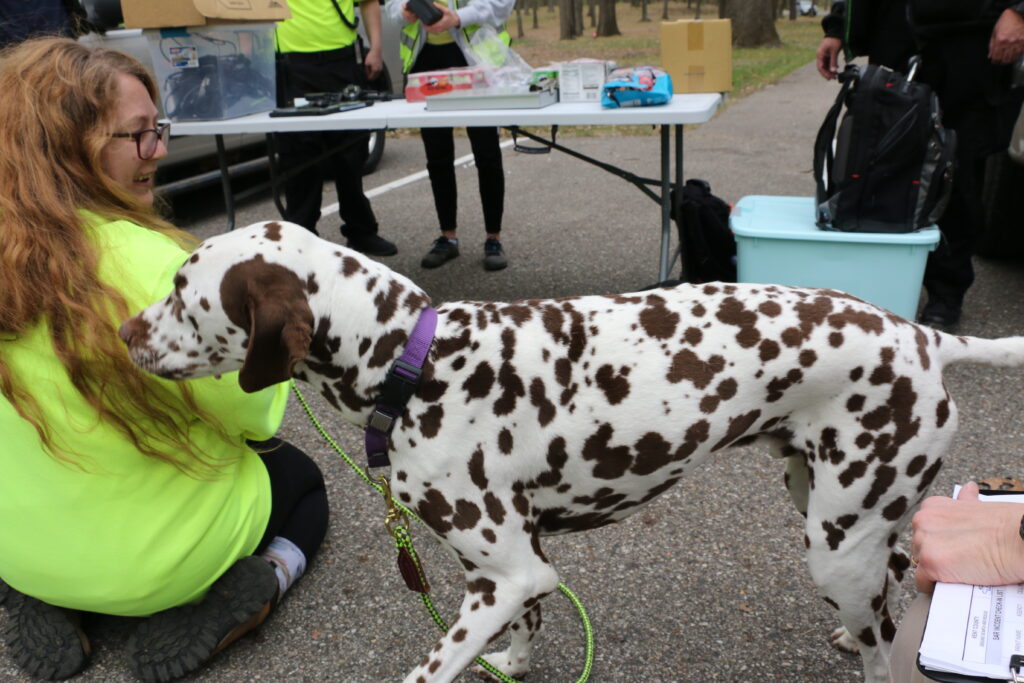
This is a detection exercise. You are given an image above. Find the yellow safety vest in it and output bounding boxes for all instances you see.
[399,0,511,73]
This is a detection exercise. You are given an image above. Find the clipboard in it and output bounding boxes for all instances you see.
[916,490,1024,682]
[917,653,1024,682]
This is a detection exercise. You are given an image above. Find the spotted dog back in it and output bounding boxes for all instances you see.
[119,221,1024,683]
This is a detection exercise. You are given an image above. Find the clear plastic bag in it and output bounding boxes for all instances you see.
[460,25,533,88]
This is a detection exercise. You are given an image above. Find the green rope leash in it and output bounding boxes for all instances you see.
[290,381,594,683]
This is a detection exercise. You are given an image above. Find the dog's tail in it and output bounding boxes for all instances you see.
[936,333,1024,369]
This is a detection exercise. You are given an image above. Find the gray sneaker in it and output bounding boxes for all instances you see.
[483,237,507,271]
[421,237,460,268]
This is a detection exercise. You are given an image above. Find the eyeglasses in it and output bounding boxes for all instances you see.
[110,122,171,160]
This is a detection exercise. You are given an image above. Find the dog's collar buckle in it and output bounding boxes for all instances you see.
[365,307,437,469]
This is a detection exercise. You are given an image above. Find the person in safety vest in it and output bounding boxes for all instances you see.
[275,0,398,256]
[386,0,514,270]
[0,37,328,683]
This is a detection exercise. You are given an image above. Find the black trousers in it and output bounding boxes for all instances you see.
[275,48,378,238]
[919,32,1024,308]
[410,43,505,235]
[251,438,329,564]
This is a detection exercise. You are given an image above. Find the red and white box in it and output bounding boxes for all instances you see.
[405,66,490,102]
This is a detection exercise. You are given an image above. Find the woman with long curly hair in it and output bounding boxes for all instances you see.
[0,37,328,682]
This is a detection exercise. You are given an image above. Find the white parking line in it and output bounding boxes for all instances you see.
[320,138,515,217]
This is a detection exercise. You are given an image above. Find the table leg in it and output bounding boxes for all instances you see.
[659,125,672,282]
[214,135,236,232]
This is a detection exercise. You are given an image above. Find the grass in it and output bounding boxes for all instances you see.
[435,2,823,137]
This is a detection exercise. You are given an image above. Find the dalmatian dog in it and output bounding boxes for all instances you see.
[119,221,1024,683]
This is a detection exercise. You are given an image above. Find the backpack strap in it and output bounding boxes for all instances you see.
[813,65,858,228]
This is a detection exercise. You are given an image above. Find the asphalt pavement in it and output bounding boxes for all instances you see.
[3,60,1023,683]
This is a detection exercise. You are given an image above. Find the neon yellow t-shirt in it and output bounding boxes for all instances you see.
[276,0,360,53]
[0,217,288,617]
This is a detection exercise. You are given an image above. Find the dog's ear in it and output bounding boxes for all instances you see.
[238,286,313,392]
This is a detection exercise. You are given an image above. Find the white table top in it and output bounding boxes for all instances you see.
[168,93,723,135]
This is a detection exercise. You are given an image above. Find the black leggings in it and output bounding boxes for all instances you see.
[410,42,505,234]
[250,438,329,564]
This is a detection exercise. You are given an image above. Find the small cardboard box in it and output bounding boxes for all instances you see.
[660,19,732,94]
[405,67,489,103]
[121,0,291,29]
[558,59,610,103]
[146,24,278,120]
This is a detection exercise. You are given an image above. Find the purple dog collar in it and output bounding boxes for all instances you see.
[365,307,437,468]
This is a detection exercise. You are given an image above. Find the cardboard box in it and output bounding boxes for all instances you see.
[660,19,732,94]
[146,24,278,120]
[121,0,291,29]
[558,59,610,103]
[405,67,489,103]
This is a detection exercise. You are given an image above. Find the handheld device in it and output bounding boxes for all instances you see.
[269,101,371,117]
[407,0,443,26]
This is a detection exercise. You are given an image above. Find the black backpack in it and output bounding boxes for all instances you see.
[673,178,736,284]
[814,62,956,233]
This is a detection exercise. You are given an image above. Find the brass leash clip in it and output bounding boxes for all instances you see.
[379,475,408,539]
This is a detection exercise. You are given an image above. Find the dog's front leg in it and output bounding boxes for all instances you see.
[402,564,560,683]
[473,600,544,678]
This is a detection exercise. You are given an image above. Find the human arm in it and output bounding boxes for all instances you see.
[359,0,384,80]
[385,0,418,25]
[452,0,515,32]
[911,481,1024,593]
[989,6,1024,64]
[817,37,844,79]
[817,1,846,80]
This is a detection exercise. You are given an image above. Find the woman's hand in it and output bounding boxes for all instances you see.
[364,45,383,81]
[911,481,1024,593]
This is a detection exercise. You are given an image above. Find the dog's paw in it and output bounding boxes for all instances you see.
[830,626,861,653]
[471,650,530,681]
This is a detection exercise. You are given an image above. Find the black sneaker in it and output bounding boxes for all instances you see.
[346,233,398,257]
[918,298,961,331]
[421,237,460,268]
[126,556,278,683]
[483,237,507,271]
[4,593,91,680]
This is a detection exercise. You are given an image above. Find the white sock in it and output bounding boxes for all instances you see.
[260,536,307,596]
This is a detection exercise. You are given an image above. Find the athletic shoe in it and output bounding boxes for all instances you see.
[126,556,278,683]
[483,237,508,271]
[4,592,91,680]
[346,233,398,256]
[421,237,460,268]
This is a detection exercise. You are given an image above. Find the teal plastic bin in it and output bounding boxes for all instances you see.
[730,196,941,321]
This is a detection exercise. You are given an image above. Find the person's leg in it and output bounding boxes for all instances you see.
[887,593,931,683]
[412,44,463,267]
[275,54,329,234]
[466,125,507,270]
[127,440,328,683]
[252,439,330,583]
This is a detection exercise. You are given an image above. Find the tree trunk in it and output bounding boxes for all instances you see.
[515,4,524,38]
[574,0,584,36]
[597,0,620,36]
[533,0,539,28]
[559,0,577,38]
[588,0,596,28]
[640,0,650,22]
[724,0,780,47]
[695,0,703,19]
[662,0,670,21]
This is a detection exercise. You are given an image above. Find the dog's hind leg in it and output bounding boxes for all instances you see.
[782,451,810,518]
[401,558,560,683]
